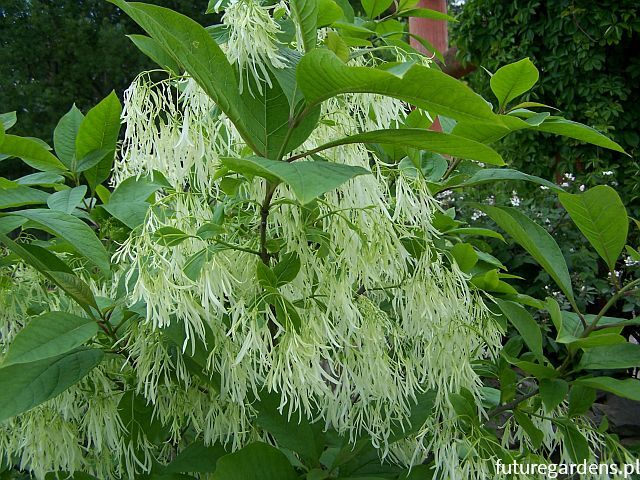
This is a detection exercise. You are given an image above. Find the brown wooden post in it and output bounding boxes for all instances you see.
[409,0,449,57]
[409,0,448,131]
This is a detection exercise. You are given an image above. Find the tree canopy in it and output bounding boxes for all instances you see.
[453,0,640,205]
[0,0,210,142]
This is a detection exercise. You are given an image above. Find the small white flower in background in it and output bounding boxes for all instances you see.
[485,195,495,205]
[510,190,520,207]
[579,184,586,191]
[539,185,549,190]
[563,172,575,181]
[602,170,614,176]
[471,210,485,221]
[625,256,640,267]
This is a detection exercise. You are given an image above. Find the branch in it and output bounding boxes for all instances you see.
[437,47,477,79]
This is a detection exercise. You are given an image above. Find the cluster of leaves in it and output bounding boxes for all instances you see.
[0,0,638,478]
[0,0,212,149]
[452,0,640,208]
[451,0,640,388]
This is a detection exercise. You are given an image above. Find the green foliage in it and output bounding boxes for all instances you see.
[559,185,628,271]
[453,0,640,206]
[1,312,98,367]
[0,348,104,422]
[0,1,638,479]
[0,0,211,144]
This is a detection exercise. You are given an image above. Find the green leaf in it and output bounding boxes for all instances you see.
[0,235,72,275]
[396,7,456,21]
[75,92,122,189]
[539,378,568,412]
[0,216,26,235]
[118,390,168,445]
[273,295,302,332]
[578,343,640,370]
[297,49,501,125]
[15,172,65,186]
[11,209,110,275]
[2,312,98,367]
[75,148,115,173]
[196,222,225,240]
[557,422,590,463]
[495,299,543,362]
[490,58,539,109]
[450,168,562,192]
[183,246,224,281]
[361,0,392,18]
[257,261,278,288]
[389,390,436,442]
[153,226,191,247]
[325,31,350,63]
[479,205,574,303]
[290,0,318,52]
[110,0,265,155]
[254,391,321,465]
[558,185,628,270]
[0,135,67,173]
[0,112,17,131]
[310,129,504,165]
[222,156,370,204]
[47,186,88,214]
[317,0,344,26]
[53,104,85,169]
[449,391,477,423]
[445,228,505,242]
[450,243,477,273]
[573,376,640,402]
[502,358,556,381]
[4,246,99,316]
[0,348,104,422]
[0,182,49,209]
[513,410,543,449]
[273,252,301,286]
[534,117,626,153]
[567,384,596,417]
[163,441,227,474]
[102,174,165,229]
[128,34,181,74]
[47,271,100,312]
[211,442,298,480]
[241,75,320,159]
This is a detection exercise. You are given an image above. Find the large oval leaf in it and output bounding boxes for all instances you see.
[307,128,504,165]
[490,58,539,110]
[495,298,543,362]
[559,185,628,270]
[480,205,574,304]
[75,92,122,188]
[297,49,502,125]
[534,117,626,153]
[449,168,562,192]
[290,0,318,52]
[0,135,67,173]
[578,343,640,371]
[2,312,98,367]
[222,156,370,204]
[0,181,49,209]
[11,209,110,275]
[53,104,85,169]
[0,348,104,422]
[212,442,298,480]
[573,376,640,402]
